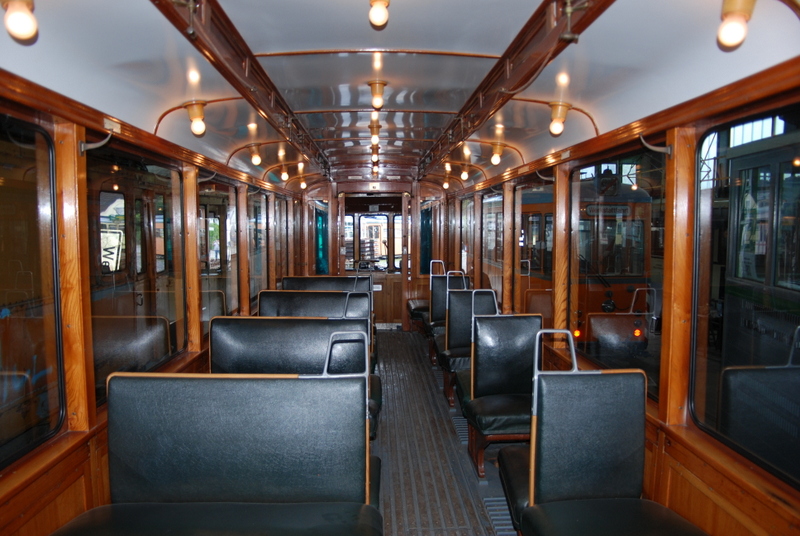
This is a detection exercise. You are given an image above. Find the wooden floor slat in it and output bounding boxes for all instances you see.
[372,330,496,536]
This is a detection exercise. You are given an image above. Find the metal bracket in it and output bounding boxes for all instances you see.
[79,131,113,157]
[639,134,672,157]
[536,169,555,181]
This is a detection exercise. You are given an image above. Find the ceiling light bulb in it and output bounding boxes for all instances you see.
[548,101,571,136]
[718,12,748,47]
[371,134,380,146]
[371,151,379,163]
[249,145,261,166]
[491,143,503,166]
[373,163,380,173]
[491,153,501,166]
[443,180,450,190]
[300,180,307,189]
[185,102,207,136]
[371,110,379,121]
[4,0,37,40]
[368,80,387,110]
[368,0,389,27]
[280,170,289,181]
[461,170,469,181]
[717,0,755,48]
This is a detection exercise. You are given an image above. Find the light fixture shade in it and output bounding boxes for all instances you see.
[4,0,36,40]
[185,101,207,136]
[369,0,389,27]
[368,80,387,109]
[718,0,755,47]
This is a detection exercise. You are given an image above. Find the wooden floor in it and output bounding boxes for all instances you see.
[372,329,516,536]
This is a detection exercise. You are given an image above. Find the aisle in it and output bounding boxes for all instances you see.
[372,330,510,536]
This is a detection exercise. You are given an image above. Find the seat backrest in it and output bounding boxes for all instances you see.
[719,365,800,483]
[92,315,171,382]
[429,272,467,324]
[258,290,370,319]
[107,373,368,504]
[534,371,646,503]
[471,314,541,398]
[210,317,369,375]
[586,312,647,355]
[281,275,372,293]
[445,289,497,350]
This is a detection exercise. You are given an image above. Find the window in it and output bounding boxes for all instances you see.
[693,104,800,488]
[0,115,63,469]
[570,152,665,399]
[247,188,266,302]
[482,193,503,301]
[87,145,186,403]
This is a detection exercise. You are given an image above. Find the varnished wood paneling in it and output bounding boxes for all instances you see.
[182,164,202,352]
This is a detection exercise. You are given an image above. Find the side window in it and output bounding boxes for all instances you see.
[693,106,800,487]
[87,145,186,404]
[0,115,63,469]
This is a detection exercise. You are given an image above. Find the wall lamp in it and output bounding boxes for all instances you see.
[549,101,572,136]
[3,0,36,40]
[248,144,261,166]
[368,80,387,109]
[718,0,756,48]
[368,0,389,27]
[184,101,207,136]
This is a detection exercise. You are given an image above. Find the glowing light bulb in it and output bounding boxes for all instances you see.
[461,170,469,181]
[443,180,450,190]
[190,118,206,136]
[444,162,451,173]
[549,119,564,136]
[251,154,261,166]
[491,153,501,166]
[368,0,389,27]
[718,12,748,47]
[281,170,289,181]
[300,180,307,189]
[371,134,380,146]
[372,95,384,109]
[4,0,37,40]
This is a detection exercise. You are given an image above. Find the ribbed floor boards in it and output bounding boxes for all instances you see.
[372,329,516,536]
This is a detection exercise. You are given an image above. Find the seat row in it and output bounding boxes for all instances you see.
[411,264,707,535]
[51,276,385,536]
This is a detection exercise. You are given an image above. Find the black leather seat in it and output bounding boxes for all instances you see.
[498,330,707,536]
[434,289,497,406]
[49,372,383,536]
[457,314,541,477]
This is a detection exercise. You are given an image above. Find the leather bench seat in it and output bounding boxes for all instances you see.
[407,298,429,321]
[497,444,530,528]
[49,502,384,536]
[520,498,709,536]
[462,393,532,435]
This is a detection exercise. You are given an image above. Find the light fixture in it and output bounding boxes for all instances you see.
[368,0,389,27]
[300,179,307,189]
[248,145,261,166]
[718,0,755,48]
[3,0,36,40]
[443,179,450,190]
[371,147,380,163]
[461,166,469,181]
[368,80,387,109]
[369,119,381,146]
[184,101,207,136]
[549,101,571,136]
[491,143,503,166]
[373,162,380,174]
[280,167,289,181]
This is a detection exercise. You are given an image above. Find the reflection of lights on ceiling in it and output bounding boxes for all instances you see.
[187,69,201,84]
[373,52,383,71]
[444,162,451,173]
[298,162,305,173]
[247,122,257,133]
[556,72,570,87]
[462,144,471,158]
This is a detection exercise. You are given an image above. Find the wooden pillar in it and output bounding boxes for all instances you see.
[236,184,250,315]
[553,164,571,331]
[502,181,514,313]
[660,127,697,426]
[182,164,202,352]
[55,120,95,430]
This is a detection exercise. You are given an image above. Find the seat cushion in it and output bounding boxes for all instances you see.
[438,347,470,373]
[497,444,530,529]
[463,394,532,435]
[520,498,708,536]
[407,299,429,316]
[50,502,384,536]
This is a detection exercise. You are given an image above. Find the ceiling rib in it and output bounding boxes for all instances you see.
[151,0,330,176]
[419,0,615,177]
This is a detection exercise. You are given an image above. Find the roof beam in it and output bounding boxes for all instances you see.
[151,0,330,176]
[419,0,615,177]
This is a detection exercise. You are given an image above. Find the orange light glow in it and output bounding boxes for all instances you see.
[573,329,581,338]
[633,329,642,337]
